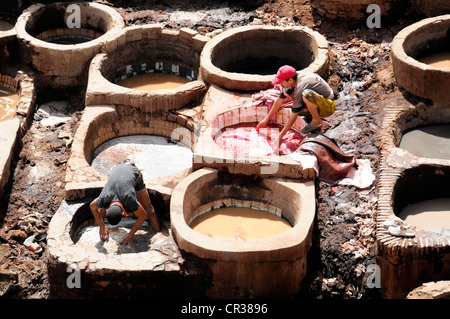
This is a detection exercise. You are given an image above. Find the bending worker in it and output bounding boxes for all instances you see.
[89,161,161,245]
[257,65,335,144]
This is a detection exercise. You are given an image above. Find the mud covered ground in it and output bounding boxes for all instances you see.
[0,0,426,299]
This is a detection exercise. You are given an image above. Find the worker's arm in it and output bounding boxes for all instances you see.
[90,198,109,241]
[121,203,147,245]
[275,112,298,148]
[256,95,287,130]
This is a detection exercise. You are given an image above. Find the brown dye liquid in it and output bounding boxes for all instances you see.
[189,207,292,241]
[0,87,19,121]
[399,198,450,235]
[117,73,190,91]
[419,52,450,68]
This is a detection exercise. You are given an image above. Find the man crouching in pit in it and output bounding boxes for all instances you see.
[89,161,161,245]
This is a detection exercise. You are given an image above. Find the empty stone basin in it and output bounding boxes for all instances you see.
[15,2,124,88]
[199,25,329,91]
[86,25,208,112]
[391,14,450,104]
[90,134,193,181]
[47,199,194,298]
[170,168,315,298]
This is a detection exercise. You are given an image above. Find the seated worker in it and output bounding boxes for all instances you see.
[257,65,335,145]
[89,161,161,245]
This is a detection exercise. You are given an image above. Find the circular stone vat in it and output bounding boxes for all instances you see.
[393,165,450,237]
[90,134,193,180]
[65,105,197,217]
[0,77,19,122]
[391,15,450,104]
[170,168,315,298]
[86,25,207,112]
[399,123,450,160]
[199,25,329,91]
[15,2,124,88]
[47,199,206,298]
[376,164,450,298]
[193,103,317,179]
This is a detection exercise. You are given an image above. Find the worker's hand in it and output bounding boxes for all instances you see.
[121,232,134,245]
[256,117,269,131]
[99,225,109,242]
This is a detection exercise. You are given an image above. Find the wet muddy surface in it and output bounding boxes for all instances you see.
[0,0,427,299]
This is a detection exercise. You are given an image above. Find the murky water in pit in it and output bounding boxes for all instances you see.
[190,207,292,241]
[399,124,450,160]
[399,198,450,237]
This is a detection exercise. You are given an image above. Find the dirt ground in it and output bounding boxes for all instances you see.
[0,0,426,299]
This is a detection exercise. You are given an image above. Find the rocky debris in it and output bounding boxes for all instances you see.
[0,91,83,298]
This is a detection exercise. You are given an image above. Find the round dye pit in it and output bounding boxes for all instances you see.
[392,165,450,237]
[170,168,315,298]
[398,198,450,237]
[90,134,193,180]
[376,163,450,298]
[0,85,19,122]
[47,199,205,298]
[200,25,329,91]
[193,102,317,179]
[190,206,292,241]
[65,105,197,207]
[116,72,190,91]
[15,2,124,88]
[214,122,303,157]
[419,52,450,68]
[399,124,450,160]
[86,25,207,112]
[391,15,450,104]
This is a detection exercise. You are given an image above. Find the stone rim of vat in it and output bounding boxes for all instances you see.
[391,14,450,105]
[376,100,450,298]
[199,25,330,91]
[381,102,450,163]
[377,102,450,247]
[170,168,316,262]
[64,105,197,201]
[47,199,177,273]
[85,24,209,111]
[192,87,317,180]
[15,2,125,87]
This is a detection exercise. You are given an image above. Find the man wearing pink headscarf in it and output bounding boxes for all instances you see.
[257,65,335,143]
